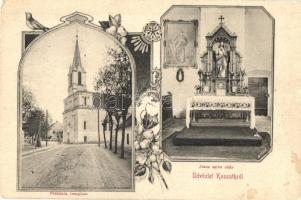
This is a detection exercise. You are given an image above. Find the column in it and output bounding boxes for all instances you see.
[250,97,255,129]
[207,50,211,72]
[231,48,236,73]
[186,99,191,128]
[209,48,213,73]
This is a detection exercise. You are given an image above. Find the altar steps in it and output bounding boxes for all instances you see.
[173,127,262,146]
[190,119,250,127]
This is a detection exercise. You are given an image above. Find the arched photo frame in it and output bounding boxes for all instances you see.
[17,11,136,191]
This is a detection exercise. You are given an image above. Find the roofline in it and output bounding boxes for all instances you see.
[64,90,97,102]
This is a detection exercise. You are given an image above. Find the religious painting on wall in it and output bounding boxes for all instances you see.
[163,20,198,68]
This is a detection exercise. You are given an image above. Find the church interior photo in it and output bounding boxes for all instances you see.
[161,6,274,161]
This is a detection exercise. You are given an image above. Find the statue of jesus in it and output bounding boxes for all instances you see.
[215,42,228,77]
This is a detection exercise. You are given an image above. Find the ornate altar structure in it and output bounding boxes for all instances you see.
[196,16,247,96]
[187,17,255,129]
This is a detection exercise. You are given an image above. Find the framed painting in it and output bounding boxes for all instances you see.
[163,20,198,68]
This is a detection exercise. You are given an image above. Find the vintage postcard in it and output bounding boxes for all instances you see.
[0,0,300,199]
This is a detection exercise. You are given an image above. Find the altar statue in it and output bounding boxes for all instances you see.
[215,42,228,77]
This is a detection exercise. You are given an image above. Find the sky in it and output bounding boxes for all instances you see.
[22,22,124,122]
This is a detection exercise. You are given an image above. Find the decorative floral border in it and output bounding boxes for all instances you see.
[134,68,172,189]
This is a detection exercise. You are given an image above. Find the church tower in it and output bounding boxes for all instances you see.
[63,34,108,144]
[68,34,87,94]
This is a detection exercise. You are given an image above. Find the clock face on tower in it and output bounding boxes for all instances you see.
[93,95,101,108]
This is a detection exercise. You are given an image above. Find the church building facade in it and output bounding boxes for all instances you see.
[63,35,106,143]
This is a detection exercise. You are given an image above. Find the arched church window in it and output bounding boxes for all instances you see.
[84,96,87,105]
[69,74,72,86]
[83,121,86,130]
[78,72,82,85]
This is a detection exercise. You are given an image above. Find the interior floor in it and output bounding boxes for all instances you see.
[162,116,272,161]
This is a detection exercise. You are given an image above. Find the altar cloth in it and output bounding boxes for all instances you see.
[186,95,255,129]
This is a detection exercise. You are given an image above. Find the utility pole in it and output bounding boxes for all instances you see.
[45,109,48,147]
[102,119,107,148]
[93,93,105,149]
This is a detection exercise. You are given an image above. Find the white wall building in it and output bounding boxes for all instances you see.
[63,35,106,143]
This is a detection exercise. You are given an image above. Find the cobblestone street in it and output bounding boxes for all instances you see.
[21,144,132,190]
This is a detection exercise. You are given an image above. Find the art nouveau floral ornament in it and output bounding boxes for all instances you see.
[99,14,128,45]
[142,21,162,43]
[135,87,172,189]
[131,21,162,54]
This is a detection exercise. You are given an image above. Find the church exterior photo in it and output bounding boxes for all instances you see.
[63,35,106,144]
[18,12,135,190]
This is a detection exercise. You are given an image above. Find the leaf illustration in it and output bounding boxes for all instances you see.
[99,21,110,30]
[134,165,146,176]
[148,170,154,183]
[162,161,172,173]
[142,112,159,130]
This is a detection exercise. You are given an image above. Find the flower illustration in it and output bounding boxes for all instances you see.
[134,91,172,189]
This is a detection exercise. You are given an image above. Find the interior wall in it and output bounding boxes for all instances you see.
[161,6,273,119]
[161,6,246,118]
[244,8,273,74]
[161,6,201,118]
[245,8,273,117]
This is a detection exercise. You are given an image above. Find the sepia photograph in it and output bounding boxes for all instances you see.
[18,12,135,190]
[161,6,274,161]
[1,1,301,199]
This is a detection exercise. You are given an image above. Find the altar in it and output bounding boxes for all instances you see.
[186,95,255,129]
[187,16,255,129]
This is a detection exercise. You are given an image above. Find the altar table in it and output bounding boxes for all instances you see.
[186,95,255,129]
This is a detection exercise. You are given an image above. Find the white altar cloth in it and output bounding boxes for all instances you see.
[186,95,255,129]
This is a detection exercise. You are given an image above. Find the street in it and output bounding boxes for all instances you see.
[21,144,132,189]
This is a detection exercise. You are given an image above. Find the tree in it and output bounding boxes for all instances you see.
[94,47,132,158]
[24,106,45,147]
[22,87,37,144]
[113,111,121,153]
[22,87,36,116]
[22,87,48,147]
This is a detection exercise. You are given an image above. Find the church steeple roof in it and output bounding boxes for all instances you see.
[72,34,82,68]
[67,34,87,94]
[69,34,85,73]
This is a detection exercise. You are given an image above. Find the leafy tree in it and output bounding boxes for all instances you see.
[95,47,132,158]
[22,87,36,121]
[22,87,49,147]
[27,109,44,147]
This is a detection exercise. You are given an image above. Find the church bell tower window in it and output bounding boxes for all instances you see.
[78,72,82,85]
[84,121,86,130]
